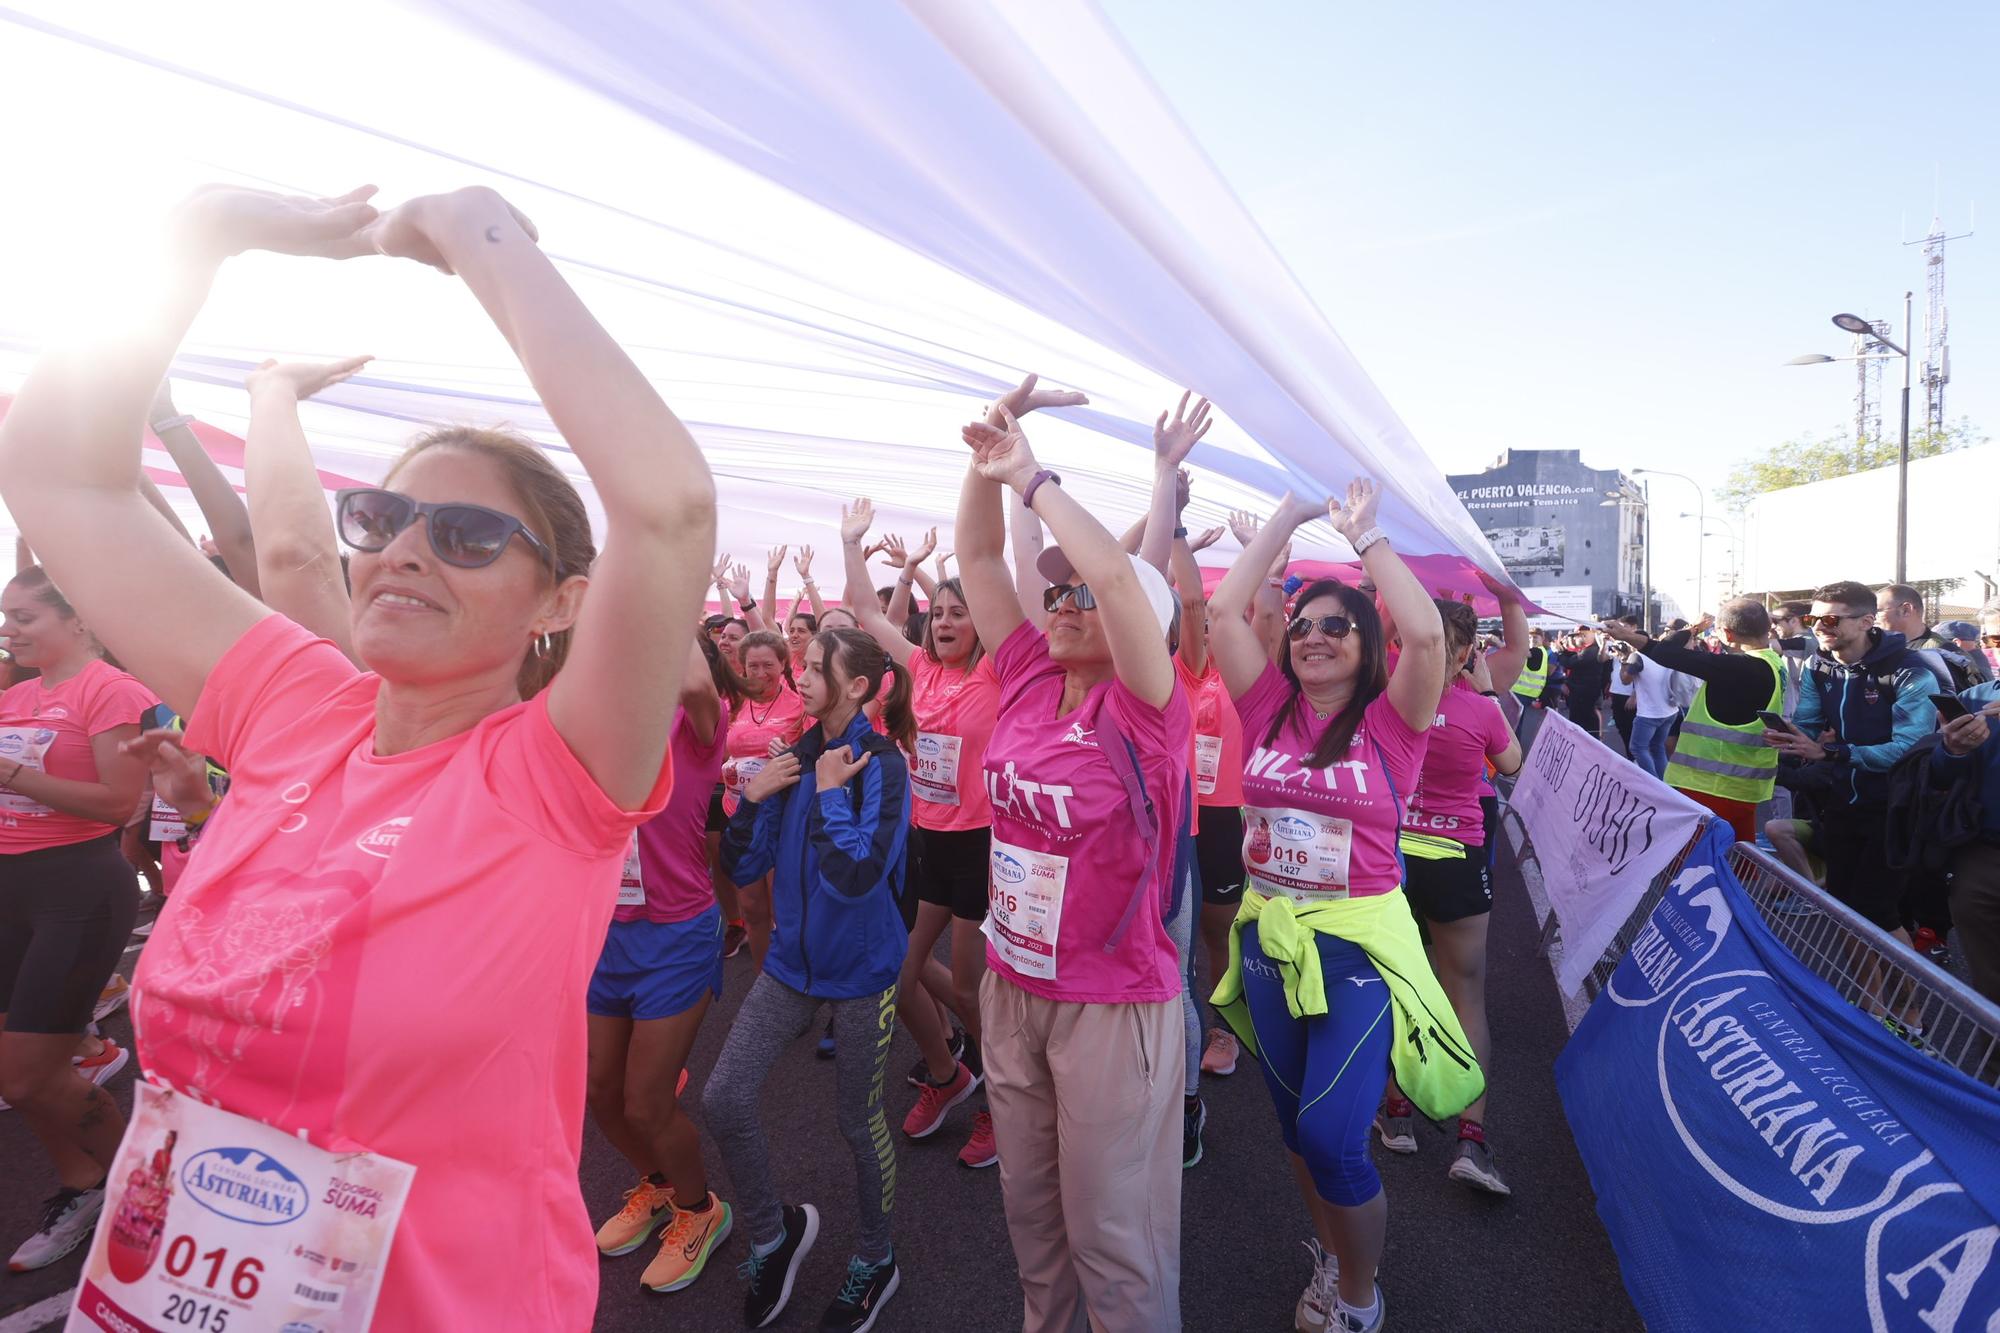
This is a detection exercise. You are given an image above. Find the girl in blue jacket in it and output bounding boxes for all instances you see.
[707,627,914,1332]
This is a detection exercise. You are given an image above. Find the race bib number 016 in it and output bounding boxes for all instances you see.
[1243,806,1354,901]
[1194,735,1223,797]
[68,1080,415,1333]
[982,836,1069,981]
[911,732,962,806]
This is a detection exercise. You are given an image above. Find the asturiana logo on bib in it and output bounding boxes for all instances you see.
[1273,815,1314,843]
[993,853,1027,886]
[355,816,412,858]
[1608,863,1733,1007]
[917,736,943,758]
[182,1148,311,1227]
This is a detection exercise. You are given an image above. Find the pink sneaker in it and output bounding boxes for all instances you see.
[957,1111,998,1169]
[902,1062,977,1139]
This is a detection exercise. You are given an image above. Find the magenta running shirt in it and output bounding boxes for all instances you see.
[1233,663,1429,901]
[980,621,1191,1004]
[623,703,730,923]
[1403,677,1512,848]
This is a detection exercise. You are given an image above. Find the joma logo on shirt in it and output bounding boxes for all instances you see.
[1244,748,1373,794]
[355,817,412,858]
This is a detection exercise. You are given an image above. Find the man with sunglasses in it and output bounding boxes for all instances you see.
[1766,581,1940,944]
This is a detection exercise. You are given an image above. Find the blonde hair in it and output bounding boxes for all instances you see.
[383,426,595,696]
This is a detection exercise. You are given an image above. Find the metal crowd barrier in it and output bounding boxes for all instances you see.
[1537,817,2000,1090]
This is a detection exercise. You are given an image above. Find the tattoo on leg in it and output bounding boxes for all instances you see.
[77,1086,113,1133]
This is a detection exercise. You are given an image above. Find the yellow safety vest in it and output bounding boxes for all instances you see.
[1662,647,1785,804]
[1511,647,1549,700]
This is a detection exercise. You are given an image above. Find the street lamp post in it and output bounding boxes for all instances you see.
[1601,480,1653,631]
[1792,294,1914,583]
[1633,468,1705,620]
[1681,512,1743,596]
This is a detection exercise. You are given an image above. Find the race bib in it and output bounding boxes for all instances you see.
[616,834,645,907]
[911,732,963,806]
[1243,805,1354,901]
[1194,735,1223,797]
[68,1080,415,1333]
[982,837,1069,981]
[733,757,766,792]
[149,795,188,845]
[0,725,57,821]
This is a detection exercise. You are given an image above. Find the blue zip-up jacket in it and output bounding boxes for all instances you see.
[1794,630,1940,806]
[721,711,910,999]
[1931,680,2000,835]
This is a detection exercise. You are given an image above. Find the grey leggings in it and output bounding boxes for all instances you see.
[703,971,899,1261]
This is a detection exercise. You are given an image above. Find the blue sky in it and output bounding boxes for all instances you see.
[1103,0,2000,597]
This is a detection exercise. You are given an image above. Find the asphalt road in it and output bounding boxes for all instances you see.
[3,837,1639,1333]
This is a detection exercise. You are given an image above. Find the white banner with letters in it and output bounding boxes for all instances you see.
[1509,709,1709,994]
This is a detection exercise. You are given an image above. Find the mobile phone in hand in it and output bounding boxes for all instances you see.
[1756,711,1795,733]
[1932,693,1971,723]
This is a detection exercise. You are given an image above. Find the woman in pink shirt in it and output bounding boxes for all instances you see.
[1380,601,1522,1198]
[584,634,739,1295]
[720,630,807,967]
[1206,484,1464,1333]
[840,497,993,1166]
[0,567,154,1272]
[0,183,715,1331]
[955,379,1193,1333]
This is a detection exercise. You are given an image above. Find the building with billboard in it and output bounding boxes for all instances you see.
[1448,449,1646,627]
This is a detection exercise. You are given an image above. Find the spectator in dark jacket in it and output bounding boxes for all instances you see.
[1931,600,2000,1003]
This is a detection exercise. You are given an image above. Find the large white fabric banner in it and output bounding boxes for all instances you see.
[1509,710,1709,995]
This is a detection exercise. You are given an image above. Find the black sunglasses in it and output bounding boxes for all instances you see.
[335,488,557,572]
[1287,614,1354,642]
[1808,612,1869,631]
[1042,583,1097,614]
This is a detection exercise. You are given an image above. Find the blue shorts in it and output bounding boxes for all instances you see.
[588,905,725,1021]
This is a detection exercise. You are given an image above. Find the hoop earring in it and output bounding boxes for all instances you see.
[534,633,554,661]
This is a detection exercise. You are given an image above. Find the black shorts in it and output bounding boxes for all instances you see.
[1195,806,1246,906]
[705,783,728,835]
[1820,802,1899,930]
[0,834,140,1034]
[1403,842,1492,925]
[909,825,991,925]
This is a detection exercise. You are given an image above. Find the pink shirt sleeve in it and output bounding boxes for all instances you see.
[184,615,363,770]
[1480,695,1514,762]
[1231,661,1291,741]
[485,691,677,855]
[81,670,158,737]
[1362,693,1429,799]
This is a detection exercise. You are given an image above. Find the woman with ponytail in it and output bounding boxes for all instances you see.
[708,626,913,1330]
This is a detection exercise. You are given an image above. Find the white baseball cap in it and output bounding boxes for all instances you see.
[1035,547,1179,640]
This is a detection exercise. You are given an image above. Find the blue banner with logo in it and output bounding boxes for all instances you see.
[1556,822,2000,1331]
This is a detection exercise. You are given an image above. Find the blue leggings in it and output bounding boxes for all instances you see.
[1240,923,1393,1207]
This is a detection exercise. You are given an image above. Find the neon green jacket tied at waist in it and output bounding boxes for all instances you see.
[1663,647,1785,805]
[1210,889,1485,1121]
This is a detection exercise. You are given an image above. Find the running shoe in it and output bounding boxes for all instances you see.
[1200,1026,1239,1076]
[902,1062,977,1139]
[640,1195,732,1292]
[817,1019,837,1059]
[9,1185,104,1272]
[904,1029,968,1089]
[93,974,131,1022]
[78,1038,130,1089]
[819,1251,900,1332]
[741,1202,819,1329]
[597,1176,675,1256]
[128,915,156,939]
[1447,1123,1511,1196]
[1334,1283,1385,1333]
[957,1111,998,1169]
[1373,1097,1417,1155]
[1183,1096,1207,1169]
[1294,1238,1339,1333]
[722,921,748,959]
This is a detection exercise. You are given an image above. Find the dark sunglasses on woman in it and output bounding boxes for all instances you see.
[335,488,557,571]
[1042,583,1096,613]
[1287,613,1353,641]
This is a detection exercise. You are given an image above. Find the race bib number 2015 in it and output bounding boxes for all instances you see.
[68,1080,415,1333]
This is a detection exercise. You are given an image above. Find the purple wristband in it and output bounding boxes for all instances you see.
[1022,468,1061,508]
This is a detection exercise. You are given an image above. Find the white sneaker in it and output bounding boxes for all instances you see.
[9,1186,105,1272]
[1294,1238,1340,1332]
[1334,1283,1385,1333]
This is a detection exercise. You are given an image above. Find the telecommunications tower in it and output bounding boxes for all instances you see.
[1904,209,1973,434]
[1853,317,1888,451]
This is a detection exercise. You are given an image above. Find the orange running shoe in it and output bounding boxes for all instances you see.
[640,1196,733,1292]
[596,1177,674,1257]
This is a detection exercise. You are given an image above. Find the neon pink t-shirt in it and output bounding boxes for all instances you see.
[981,621,1191,1005]
[0,659,155,853]
[723,685,806,813]
[1177,658,1245,809]
[1233,664,1428,901]
[906,651,999,831]
[625,702,730,924]
[132,615,671,1333]
[1403,677,1512,848]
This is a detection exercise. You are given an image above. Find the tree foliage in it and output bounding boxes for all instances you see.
[1717,416,1987,513]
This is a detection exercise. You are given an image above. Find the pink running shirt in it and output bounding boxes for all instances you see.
[1234,663,1429,901]
[906,651,999,831]
[981,621,1191,1005]
[723,684,806,813]
[1177,658,1245,808]
[0,659,156,852]
[1403,677,1512,848]
[625,702,730,923]
[132,615,672,1333]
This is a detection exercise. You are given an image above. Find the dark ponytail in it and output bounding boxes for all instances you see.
[817,627,916,752]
